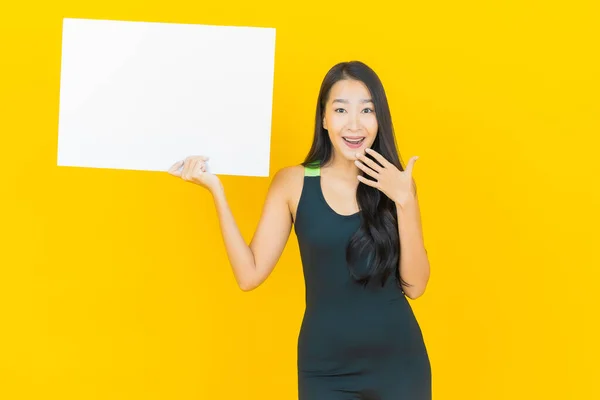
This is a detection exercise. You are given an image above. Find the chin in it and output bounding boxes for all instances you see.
[341,152,357,161]
[336,146,359,159]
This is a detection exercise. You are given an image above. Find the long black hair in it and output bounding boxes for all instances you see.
[302,61,412,289]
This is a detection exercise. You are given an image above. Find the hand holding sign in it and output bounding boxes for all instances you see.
[168,155,222,194]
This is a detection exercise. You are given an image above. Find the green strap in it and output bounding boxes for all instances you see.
[304,161,320,176]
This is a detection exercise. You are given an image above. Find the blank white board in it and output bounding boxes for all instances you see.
[56,18,276,177]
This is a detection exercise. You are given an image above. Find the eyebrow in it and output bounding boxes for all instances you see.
[332,98,373,104]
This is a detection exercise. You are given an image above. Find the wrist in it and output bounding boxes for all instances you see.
[211,182,225,199]
[395,195,417,212]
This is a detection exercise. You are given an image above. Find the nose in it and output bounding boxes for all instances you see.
[348,111,360,131]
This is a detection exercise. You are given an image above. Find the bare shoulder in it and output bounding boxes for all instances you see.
[271,164,304,194]
[270,165,305,222]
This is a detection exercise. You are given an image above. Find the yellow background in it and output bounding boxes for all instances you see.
[1,1,598,399]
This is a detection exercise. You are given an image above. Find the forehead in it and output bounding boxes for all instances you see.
[328,79,371,100]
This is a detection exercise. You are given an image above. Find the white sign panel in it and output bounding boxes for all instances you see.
[57,18,276,177]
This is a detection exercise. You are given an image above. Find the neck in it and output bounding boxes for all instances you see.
[327,151,360,179]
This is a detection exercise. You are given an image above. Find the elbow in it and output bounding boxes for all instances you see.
[404,272,430,300]
[234,262,260,291]
[238,280,257,292]
[405,291,424,300]
[403,283,428,300]
[238,276,261,292]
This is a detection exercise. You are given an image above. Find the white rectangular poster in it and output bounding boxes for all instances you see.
[56,18,276,177]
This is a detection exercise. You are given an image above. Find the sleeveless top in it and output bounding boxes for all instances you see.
[293,161,404,311]
[293,161,432,400]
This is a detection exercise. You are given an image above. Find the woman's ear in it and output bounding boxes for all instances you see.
[322,115,327,130]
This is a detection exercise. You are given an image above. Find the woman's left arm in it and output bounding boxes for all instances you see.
[355,149,431,299]
[396,185,430,300]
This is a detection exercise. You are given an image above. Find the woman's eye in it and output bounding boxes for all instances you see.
[335,108,346,113]
[363,108,374,113]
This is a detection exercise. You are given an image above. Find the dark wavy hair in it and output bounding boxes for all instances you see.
[302,61,412,289]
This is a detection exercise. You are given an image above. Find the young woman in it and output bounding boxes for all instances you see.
[169,61,432,399]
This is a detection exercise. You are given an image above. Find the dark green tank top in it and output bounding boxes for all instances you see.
[294,163,431,400]
[294,162,404,310]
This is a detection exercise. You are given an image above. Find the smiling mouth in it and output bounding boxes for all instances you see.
[342,137,365,145]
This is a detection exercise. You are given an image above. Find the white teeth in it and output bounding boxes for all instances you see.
[343,137,364,144]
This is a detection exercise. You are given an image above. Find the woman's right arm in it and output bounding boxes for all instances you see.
[211,168,293,290]
[169,156,295,291]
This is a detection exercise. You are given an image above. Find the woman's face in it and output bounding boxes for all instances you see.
[323,78,378,161]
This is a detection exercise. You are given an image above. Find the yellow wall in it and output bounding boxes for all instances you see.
[1,1,598,398]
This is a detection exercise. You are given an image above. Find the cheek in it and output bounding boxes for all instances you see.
[365,115,378,134]
[326,115,344,133]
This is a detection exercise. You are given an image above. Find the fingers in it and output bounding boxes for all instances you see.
[191,159,204,178]
[364,148,390,167]
[180,159,190,180]
[357,174,380,189]
[355,159,378,179]
[355,152,382,173]
[405,156,419,175]
[169,156,209,180]
[168,160,184,176]
[183,158,197,181]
